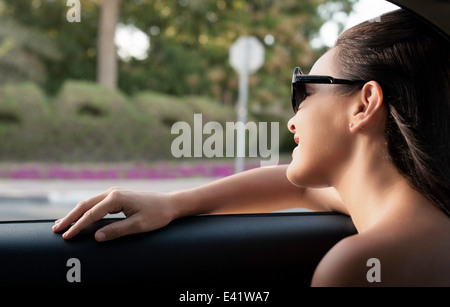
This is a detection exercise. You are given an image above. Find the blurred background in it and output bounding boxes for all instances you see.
[0,0,398,220]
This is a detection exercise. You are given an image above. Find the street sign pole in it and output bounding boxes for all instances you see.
[229,36,264,173]
[235,39,250,173]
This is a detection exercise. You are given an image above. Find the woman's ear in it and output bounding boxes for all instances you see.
[349,81,385,132]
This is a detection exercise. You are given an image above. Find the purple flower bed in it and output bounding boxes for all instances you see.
[0,161,262,180]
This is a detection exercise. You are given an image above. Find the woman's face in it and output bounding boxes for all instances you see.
[286,48,356,188]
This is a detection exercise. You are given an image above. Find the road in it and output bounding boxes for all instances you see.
[0,178,217,221]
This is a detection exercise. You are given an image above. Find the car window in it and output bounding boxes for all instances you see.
[0,0,398,221]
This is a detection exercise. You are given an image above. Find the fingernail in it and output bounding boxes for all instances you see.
[96,231,106,242]
[53,222,61,230]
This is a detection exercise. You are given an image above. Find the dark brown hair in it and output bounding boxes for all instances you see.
[335,9,450,216]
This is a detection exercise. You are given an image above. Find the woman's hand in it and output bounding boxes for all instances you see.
[52,187,176,242]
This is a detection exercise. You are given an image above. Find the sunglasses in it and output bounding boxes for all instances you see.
[291,67,366,113]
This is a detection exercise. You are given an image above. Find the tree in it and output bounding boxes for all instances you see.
[0,18,62,85]
[120,0,356,110]
[0,0,100,94]
[0,0,356,102]
[96,0,120,88]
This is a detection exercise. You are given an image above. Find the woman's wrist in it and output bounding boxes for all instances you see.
[167,189,203,221]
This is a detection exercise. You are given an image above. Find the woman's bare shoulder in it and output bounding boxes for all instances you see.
[311,223,450,287]
[311,234,376,287]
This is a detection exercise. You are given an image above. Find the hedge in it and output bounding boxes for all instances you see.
[0,81,292,162]
[0,81,237,162]
[50,80,163,161]
[0,82,53,160]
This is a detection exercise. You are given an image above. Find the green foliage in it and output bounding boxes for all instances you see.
[0,18,62,85]
[0,0,100,94]
[183,96,236,123]
[0,81,240,162]
[119,0,356,111]
[0,82,52,160]
[0,0,356,105]
[132,91,237,159]
[133,91,194,128]
[0,0,357,162]
[132,91,191,159]
[50,80,162,161]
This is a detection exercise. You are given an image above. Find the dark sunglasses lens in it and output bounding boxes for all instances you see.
[291,82,306,113]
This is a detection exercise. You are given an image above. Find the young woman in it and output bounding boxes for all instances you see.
[53,10,450,286]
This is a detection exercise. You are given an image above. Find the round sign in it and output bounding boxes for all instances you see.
[229,36,265,74]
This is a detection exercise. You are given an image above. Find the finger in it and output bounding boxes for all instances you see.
[53,189,112,232]
[94,216,141,242]
[61,194,120,239]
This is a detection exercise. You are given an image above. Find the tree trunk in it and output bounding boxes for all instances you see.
[96,0,120,88]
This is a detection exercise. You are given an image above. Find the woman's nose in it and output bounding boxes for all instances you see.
[287,117,296,134]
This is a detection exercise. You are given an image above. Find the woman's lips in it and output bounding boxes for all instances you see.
[292,137,300,157]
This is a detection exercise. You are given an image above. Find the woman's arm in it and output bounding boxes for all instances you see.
[170,165,306,217]
[52,165,343,242]
[176,164,345,215]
